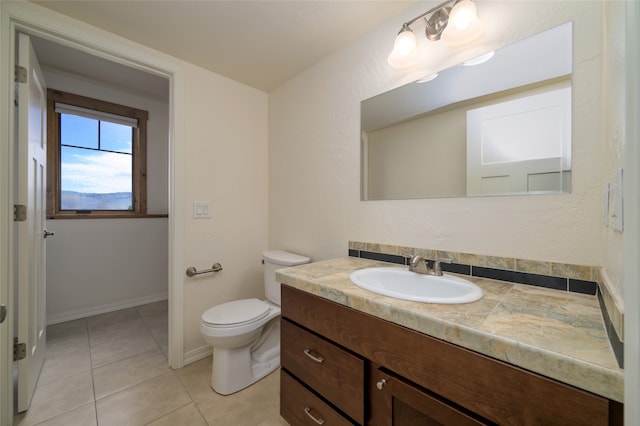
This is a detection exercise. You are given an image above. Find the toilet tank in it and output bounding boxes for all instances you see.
[262,250,310,305]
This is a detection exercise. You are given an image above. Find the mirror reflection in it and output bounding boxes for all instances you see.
[361,23,573,200]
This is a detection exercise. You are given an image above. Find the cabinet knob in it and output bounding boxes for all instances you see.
[376,378,387,390]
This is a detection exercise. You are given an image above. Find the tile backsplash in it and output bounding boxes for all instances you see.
[348,241,624,368]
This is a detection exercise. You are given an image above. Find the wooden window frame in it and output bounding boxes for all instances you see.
[46,89,150,219]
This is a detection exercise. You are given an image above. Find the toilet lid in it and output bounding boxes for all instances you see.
[202,298,270,326]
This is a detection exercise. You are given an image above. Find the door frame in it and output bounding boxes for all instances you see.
[624,2,640,423]
[0,3,186,423]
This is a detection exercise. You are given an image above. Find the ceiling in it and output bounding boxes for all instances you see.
[31,36,172,101]
[32,0,413,93]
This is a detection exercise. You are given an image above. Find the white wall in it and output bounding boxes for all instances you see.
[43,69,170,324]
[269,0,605,267]
[601,1,626,305]
[180,63,269,358]
[45,219,168,323]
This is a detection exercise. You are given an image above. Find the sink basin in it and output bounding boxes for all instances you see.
[349,267,483,304]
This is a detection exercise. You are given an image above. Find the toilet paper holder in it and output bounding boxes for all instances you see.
[186,262,223,277]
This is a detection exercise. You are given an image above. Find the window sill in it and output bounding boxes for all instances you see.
[47,213,169,220]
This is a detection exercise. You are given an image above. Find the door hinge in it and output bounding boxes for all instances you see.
[14,337,27,361]
[15,65,27,83]
[14,204,27,222]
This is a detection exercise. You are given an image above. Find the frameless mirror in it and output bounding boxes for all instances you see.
[361,22,572,200]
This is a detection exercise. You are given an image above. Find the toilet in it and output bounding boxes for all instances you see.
[200,250,310,395]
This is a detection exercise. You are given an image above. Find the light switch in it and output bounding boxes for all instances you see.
[193,201,211,219]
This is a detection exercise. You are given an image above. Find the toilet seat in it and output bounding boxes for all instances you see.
[202,298,271,328]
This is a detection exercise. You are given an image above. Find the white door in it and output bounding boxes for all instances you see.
[16,32,48,412]
[466,86,571,196]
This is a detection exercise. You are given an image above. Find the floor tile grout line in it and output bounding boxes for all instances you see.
[92,350,172,403]
[171,359,219,426]
[89,308,169,400]
[142,400,194,426]
[136,304,169,358]
[173,367,213,424]
[91,346,164,375]
[85,317,100,426]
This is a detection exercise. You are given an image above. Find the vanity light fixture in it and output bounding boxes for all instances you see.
[387,0,484,69]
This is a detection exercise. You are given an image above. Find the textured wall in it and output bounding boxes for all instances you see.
[601,1,626,302]
[269,2,606,269]
[181,63,269,354]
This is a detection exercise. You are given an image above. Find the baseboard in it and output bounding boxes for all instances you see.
[46,293,168,325]
[183,345,212,366]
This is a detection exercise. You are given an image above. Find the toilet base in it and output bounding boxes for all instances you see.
[210,319,280,395]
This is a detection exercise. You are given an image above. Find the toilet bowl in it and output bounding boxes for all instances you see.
[200,250,310,395]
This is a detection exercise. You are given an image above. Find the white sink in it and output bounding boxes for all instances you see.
[349,267,483,304]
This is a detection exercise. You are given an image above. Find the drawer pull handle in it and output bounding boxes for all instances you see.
[376,378,387,390]
[304,407,325,425]
[303,349,325,363]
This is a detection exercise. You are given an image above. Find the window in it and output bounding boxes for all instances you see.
[47,89,149,218]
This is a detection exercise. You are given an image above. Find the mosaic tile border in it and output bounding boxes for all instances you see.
[348,241,624,367]
[598,270,625,367]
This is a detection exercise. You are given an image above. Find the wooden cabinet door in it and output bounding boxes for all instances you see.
[372,369,492,426]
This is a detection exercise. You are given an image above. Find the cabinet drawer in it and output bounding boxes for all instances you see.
[281,370,355,426]
[281,319,364,424]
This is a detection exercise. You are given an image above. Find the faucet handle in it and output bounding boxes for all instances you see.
[433,257,452,276]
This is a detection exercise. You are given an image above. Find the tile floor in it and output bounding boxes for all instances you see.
[13,301,289,426]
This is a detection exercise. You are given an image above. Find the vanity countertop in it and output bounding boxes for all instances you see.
[276,257,624,402]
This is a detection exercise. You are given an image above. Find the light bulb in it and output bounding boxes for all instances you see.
[387,27,419,68]
[441,0,483,47]
[449,0,478,30]
[395,29,416,55]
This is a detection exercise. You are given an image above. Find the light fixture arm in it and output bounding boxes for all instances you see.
[424,7,451,40]
[399,0,460,31]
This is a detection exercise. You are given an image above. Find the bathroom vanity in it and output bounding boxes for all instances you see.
[278,258,623,426]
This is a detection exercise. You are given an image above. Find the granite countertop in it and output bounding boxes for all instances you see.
[276,257,624,402]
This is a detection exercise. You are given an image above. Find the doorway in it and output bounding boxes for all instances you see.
[30,34,171,327]
[1,5,185,424]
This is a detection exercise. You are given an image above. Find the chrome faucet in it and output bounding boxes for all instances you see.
[408,255,430,274]
[408,255,452,276]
